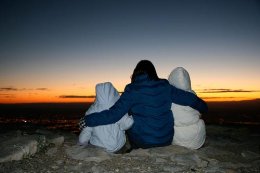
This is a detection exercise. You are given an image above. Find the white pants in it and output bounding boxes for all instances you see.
[172,119,206,149]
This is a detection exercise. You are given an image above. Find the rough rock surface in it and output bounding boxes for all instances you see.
[0,129,64,163]
[0,125,259,173]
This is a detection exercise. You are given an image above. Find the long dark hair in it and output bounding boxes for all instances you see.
[131,60,159,83]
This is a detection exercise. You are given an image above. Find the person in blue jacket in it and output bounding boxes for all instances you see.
[84,60,208,150]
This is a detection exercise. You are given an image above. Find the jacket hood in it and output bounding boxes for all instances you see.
[168,67,191,91]
[95,82,120,108]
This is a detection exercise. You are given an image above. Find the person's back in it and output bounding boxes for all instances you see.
[78,82,133,152]
[168,67,206,149]
[125,74,174,148]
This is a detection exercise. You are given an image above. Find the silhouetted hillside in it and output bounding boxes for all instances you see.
[205,99,260,125]
[0,102,92,119]
[0,100,259,132]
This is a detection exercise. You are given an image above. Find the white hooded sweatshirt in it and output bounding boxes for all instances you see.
[78,82,133,153]
[168,67,206,149]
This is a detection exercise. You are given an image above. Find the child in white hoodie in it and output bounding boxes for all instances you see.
[78,82,133,153]
[168,67,206,149]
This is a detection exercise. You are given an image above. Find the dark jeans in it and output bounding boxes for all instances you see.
[126,131,171,150]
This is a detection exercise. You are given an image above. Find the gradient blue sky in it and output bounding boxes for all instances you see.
[0,0,260,103]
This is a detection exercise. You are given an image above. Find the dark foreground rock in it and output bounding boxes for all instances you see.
[0,125,259,173]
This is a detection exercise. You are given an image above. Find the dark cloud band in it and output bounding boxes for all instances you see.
[0,87,17,91]
[198,89,260,93]
[0,87,49,91]
[35,88,48,91]
[59,95,95,99]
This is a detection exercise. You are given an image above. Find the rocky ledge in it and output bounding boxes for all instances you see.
[0,125,259,173]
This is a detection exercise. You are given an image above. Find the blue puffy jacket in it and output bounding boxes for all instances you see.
[85,74,207,148]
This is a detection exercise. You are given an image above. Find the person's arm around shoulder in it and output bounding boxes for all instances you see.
[170,85,208,114]
[85,85,133,127]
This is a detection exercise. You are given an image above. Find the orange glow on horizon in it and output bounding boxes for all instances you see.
[195,90,260,102]
[1,81,260,103]
[202,97,259,102]
[1,97,259,103]
[0,97,95,104]
[0,91,259,103]
[0,89,96,103]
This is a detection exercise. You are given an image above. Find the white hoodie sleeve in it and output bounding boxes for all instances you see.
[117,114,134,130]
[78,127,93,146]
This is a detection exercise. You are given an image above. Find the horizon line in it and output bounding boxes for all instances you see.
[0,98,259,104]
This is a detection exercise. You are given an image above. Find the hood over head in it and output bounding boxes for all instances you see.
[168,67,192,91]
[95,82,120,107]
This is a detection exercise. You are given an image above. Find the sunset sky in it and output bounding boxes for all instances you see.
[0,0,260,103]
